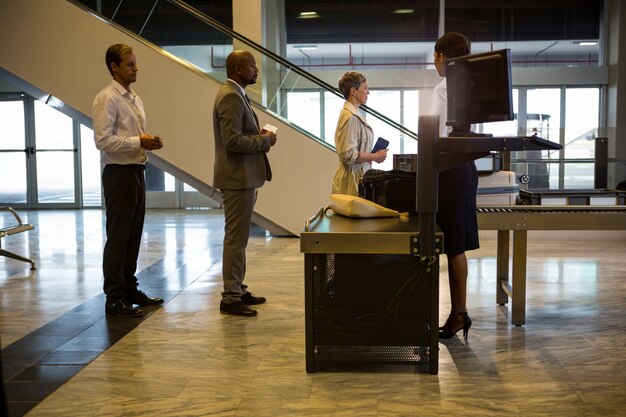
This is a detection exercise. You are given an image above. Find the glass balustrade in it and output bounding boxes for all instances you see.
[71,0,418,172]
[69,0,621,192]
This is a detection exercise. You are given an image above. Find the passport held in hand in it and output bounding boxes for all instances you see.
[371,137,389,153]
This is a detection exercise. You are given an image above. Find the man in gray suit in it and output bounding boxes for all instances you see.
[213,50,278,316]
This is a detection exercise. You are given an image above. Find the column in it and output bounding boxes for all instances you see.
[606,0,626,186]
[232,0,286,113]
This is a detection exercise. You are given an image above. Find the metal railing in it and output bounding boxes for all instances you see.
[69,0,418,157]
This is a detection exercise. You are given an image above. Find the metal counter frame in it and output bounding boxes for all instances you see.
[478,206,626,325]
[302,208,444,374]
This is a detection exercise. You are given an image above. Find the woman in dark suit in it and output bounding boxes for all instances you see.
[429,32,478,340]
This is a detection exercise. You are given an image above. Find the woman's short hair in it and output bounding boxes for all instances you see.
[434,32,471,59]
[338,71,366,100]
[105,44,133,76]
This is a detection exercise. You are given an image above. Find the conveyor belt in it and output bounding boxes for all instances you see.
[476,205,626,325]
[478,206,626,230]
[478,205,626,214]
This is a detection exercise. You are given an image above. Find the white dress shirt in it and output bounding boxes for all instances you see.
[429,78,450,137]
[429,78,475,137]
[92,79,147,165]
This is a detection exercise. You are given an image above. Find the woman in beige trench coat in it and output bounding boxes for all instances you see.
[331,71,387,195]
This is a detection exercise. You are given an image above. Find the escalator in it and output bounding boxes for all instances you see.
[0,0,417,235]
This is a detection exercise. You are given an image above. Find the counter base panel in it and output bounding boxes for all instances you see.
[305,253,438,374]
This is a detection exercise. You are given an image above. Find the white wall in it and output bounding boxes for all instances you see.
[0,0,338,236]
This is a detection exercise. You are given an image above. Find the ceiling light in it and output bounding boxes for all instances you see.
[293,44,317,50]
[575,41,598,46]
[393,9,414,14]
[298,11,320,19]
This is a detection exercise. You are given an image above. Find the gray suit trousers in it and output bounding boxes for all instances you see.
[221,188,256,303]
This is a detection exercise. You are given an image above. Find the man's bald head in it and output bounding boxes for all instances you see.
[226,50,253,74]
[226,50,258,87]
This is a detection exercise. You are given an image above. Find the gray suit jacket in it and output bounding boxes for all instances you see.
[213,80,272,190]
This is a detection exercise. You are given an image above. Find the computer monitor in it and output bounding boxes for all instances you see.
[445,49,514,136]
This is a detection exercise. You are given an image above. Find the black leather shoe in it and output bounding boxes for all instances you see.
[106,298,143,317]
[241,292,267,305]
[127,290,164,306]
[220,300,258,316]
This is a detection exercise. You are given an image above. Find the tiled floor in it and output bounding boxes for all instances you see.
[1,208,626,416]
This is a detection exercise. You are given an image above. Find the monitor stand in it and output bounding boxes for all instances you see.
[448,124,493,138]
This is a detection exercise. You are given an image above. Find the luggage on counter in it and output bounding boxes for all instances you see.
[360,149,626,208]
[358,169,417,212]
[477,171,519,206]
[360,169,520,210]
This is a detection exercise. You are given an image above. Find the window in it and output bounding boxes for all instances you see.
[495,86,601,190]
[79,124,102,206]
[323,91,344,146]
[564,88,600,188]
[286,91,321,138]
[287,88,419,170]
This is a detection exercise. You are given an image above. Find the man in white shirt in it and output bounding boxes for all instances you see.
[92,44,164,317]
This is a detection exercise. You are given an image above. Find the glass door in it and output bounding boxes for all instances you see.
[0,94,29,206]
[0,94,79,208]
[32,99,79,206]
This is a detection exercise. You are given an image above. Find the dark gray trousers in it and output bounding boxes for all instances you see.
[221,188,256,303]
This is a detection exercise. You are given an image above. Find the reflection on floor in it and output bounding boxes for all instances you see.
[1,209,625,416]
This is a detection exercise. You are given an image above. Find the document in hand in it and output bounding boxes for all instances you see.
[262,123,278,134]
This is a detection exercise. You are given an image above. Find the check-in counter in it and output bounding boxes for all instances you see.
[299,116,562,373]
[301,208,442,374]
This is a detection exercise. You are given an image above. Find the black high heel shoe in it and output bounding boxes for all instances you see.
[439,311,472,340]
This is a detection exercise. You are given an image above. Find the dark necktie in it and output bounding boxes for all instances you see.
[245,94,260,132]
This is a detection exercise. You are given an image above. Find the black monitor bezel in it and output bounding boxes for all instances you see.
[445,48,514,135]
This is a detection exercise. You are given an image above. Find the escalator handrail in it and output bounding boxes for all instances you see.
[167,0,418,141]
[66,0,418,142]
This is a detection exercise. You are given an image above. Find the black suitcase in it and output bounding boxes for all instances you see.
[358,169,417,212]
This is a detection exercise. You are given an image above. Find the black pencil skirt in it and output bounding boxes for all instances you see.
[436,161,480,256]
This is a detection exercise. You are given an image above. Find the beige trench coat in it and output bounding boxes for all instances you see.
[331,101,374,196]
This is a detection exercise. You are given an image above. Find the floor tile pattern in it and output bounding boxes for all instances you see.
[1,209,625,416]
